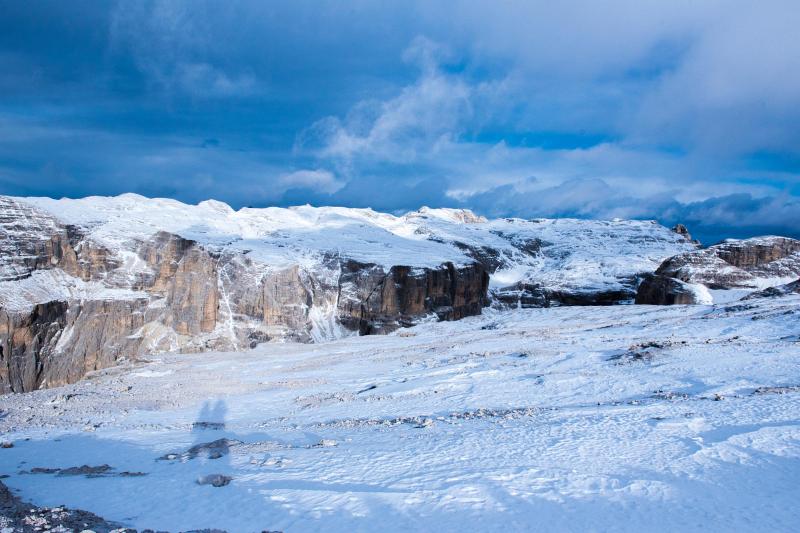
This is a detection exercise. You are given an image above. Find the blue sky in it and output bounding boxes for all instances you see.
[1,0,798,243]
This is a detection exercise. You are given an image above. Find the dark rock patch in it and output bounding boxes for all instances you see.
[196,474,232,487]
[0,479,127,532]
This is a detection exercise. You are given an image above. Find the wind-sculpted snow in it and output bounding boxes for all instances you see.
[1,295,798,531]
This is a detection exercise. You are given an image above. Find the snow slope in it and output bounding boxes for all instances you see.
[1,294,799,532]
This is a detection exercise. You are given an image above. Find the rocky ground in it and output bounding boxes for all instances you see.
[0,478,127,532]
[1,292,799,532]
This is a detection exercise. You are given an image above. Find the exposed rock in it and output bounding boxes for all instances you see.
[636,236,800,304]
[22,464,146,479]
[159,438,241,461]
[196,474,232,487]
[672,223,700,245]
[0,479,126,532]
[742,278,800,300]
[0,197,119,284]
[492,283,550,308]
[337,261,489,334]
[0,298,150,393]
[657,237,800,288]
[635,274,703,305]
[493,281,636,308]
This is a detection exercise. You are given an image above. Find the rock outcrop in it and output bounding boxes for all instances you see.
[636,236,800,304]
[634,274,707,305]
[492,282,636,307]
[672,223,700,245]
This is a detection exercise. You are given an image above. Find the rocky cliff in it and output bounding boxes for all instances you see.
[636,236,800,305]
[1,194,695,392]
[0,197,492,392]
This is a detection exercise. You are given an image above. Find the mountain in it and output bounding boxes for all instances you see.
[636,236,800,305]
[0,194,698,392]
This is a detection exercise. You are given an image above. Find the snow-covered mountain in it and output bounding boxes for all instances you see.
[2,195,800,532]
[1,194,700,392]
[636,236,800,305]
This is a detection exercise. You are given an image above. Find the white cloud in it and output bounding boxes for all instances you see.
[278,169,345,195]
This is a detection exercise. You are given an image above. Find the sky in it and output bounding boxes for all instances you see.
[1,0,799,244]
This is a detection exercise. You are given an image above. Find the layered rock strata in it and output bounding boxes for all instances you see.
[0,197,488,392]
[636,237,800,304]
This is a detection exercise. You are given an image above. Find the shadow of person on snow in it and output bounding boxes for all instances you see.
[190,399,233,488]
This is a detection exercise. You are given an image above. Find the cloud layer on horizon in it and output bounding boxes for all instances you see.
[0,0,798,242]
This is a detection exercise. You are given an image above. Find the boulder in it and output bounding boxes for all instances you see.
[635,274,705,305]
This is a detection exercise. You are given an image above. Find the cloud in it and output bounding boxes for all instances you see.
[0,1,798,243]
[297,52,476,164]
[108,1,259,98]
[278,169,344,195]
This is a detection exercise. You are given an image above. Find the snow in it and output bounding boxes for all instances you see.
[709,289,756,304]
[15,194,697,294]
[0,270,147,312]
[684,281,713,305]
[2,294,799,532]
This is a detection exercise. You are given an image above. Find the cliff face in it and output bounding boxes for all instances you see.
[636,236,800,305]
[1,194,698,392]
[337,261,489,334]
[0,197,489,392]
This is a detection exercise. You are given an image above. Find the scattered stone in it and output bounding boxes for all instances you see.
[313,406,544,430]
[196,474,232,487]
[28,467,61,474]
[117,471,148,477]
[310,439,338,448]
[752,385,800,395]
[22,464,142,479]
[192,421,225,430]
[159,439,240,461]
[414,418,434,429]
[1,479,124,532]
[58,464,113,476]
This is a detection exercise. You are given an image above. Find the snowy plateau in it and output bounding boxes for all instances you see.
[0,195,799,532]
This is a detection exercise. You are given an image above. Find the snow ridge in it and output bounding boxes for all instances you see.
[15,194,697,296]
